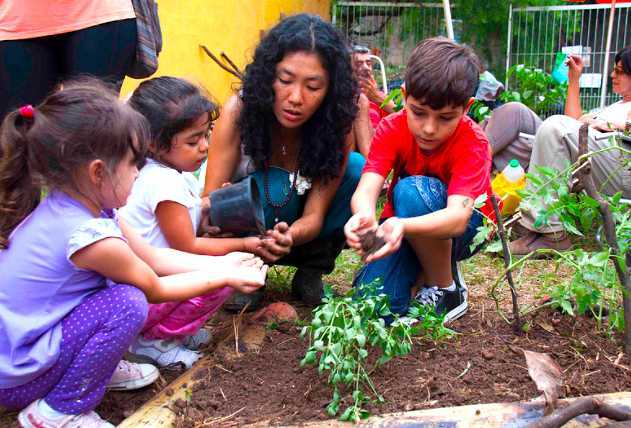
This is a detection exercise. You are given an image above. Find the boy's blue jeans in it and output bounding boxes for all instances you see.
[353,176,483,316]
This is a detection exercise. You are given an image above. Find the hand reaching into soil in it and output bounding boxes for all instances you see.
[257,222,293,263]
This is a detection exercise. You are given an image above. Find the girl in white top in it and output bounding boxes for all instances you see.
[120,77,291,368]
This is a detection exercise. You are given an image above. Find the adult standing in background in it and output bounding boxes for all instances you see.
[0,0,137,120]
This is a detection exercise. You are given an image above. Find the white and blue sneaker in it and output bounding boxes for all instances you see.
[128,337,201,369]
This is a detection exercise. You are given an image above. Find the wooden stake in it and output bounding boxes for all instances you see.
[490,194,522,334]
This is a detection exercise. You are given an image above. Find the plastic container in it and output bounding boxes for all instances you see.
[491,159,526,216]
[209,176,266,236]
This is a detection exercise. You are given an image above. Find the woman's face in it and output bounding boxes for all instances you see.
[611,61,631,99]
[272,51,330,129]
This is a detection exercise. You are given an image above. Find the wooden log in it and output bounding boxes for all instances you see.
[117,357,215,428]
[288,392,631,428]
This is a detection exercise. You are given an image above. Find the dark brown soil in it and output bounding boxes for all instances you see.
[166,305,630,427]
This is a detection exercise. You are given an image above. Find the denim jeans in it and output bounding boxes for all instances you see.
[354,176,482,316]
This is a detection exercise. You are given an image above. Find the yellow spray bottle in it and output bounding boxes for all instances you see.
[491,159,526,216]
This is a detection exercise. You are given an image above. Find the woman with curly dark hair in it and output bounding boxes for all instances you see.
[203,13,364,308]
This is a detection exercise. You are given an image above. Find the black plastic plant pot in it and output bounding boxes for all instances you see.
[209,176,266,236]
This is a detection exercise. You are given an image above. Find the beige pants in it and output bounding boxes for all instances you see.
[521,115,631,233]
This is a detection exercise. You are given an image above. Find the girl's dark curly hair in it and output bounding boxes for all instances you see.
[238,13,358,182]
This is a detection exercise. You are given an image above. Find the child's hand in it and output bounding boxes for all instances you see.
[344,211,377,252]
[227,258,269,293]
[258,222,293,263]
[223,251,259,267]
[364,217,403,263]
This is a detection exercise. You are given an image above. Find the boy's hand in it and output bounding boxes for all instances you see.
[363,217,403,263]
[345,211,377,252]
[257,222,293,263]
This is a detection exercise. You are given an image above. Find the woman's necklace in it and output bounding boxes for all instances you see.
[263,165,297,224]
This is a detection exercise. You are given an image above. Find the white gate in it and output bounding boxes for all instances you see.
[332,1,450,88]
[507,3,631,116]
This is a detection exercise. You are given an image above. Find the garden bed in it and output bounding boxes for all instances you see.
[1,253,629,427]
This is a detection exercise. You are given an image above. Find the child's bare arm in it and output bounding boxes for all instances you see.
[70,236,267,303]
[155,200,262,256]
[400,194,474,239]
[119,217,264,277]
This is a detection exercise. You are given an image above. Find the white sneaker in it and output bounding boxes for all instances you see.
[107,360,159,391]
[18,399,114,428]
[182,328,212,351]
[128,337,201,369]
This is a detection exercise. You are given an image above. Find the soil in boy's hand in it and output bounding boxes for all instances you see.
[358,229,386,258]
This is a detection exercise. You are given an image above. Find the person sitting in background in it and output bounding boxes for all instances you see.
[351,44,396,129]
[509,47,631,255]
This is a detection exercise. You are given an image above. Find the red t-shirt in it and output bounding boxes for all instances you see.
[368,101,389,129]
[364,110,495,220]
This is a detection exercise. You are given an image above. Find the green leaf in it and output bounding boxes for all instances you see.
[300,350,317,367]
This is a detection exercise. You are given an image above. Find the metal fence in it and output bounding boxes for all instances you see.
[507,3,631,116]
[332,1,449,88]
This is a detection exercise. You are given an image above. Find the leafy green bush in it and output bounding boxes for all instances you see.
[500,64,567,116]
[300,283,453,422]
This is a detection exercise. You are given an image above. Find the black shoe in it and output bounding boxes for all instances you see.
[414,285,468,323]
[223,289,264,313]
[291,268,324,306]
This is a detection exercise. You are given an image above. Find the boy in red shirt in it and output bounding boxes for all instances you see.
[344,37,493,322]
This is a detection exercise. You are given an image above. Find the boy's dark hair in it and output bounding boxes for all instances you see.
[128,76,219,154]
[405,37,481,109]
[615,45,631,74]
[238,13,358,182]
[0,78,149,249]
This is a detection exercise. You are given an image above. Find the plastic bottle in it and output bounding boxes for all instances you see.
[491,159,526,216]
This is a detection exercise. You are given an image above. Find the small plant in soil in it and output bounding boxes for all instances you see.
[299,283,450,422]
[473,141,630,339]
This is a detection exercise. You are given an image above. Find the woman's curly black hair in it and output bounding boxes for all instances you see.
[238,13,358,182]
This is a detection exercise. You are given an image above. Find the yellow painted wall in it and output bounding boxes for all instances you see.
[120,0,331,104]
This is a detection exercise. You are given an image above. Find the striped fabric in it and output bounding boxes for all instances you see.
[128,0,162,79]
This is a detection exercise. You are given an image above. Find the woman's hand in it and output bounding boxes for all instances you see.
[257,222,293,263]
[363,217,403,263]
[567,54,584,83]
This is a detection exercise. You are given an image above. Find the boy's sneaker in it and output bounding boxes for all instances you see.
[414,284,468,324]
[128,337,201,369]
[107,360,159,391]
[18,399,114,428]
[452,260,468,302]
[182,328,212,351]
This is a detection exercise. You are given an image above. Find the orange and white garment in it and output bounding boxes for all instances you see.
[0,0,135,41]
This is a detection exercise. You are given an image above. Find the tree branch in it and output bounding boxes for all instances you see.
[528,397,631,428]
[490,194,522,334]
[200,45,243,80]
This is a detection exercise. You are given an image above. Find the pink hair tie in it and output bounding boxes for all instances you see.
[18,105,34,119]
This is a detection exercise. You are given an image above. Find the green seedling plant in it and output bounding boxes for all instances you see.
[299,282,452,422]
[474,151,630,335]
